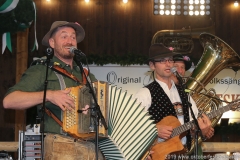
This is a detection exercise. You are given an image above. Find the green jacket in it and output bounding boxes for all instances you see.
[6,56,97,134]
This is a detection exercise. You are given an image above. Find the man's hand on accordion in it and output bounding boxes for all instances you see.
[47,88,75,111]
[81,105,89,115]
[46,88,91,115]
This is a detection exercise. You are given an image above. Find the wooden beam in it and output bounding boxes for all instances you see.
[1,141,240,153]
[15,29,29,141]
[0,142,18,152]
[202,142,240,152]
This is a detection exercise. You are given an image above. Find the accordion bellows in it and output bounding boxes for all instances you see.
[63,81,157,160]
[100,84,157,160]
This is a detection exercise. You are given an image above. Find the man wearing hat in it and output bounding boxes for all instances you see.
[134,43,214,159]
[171,54,193,84]
[3,21,103,159]
[173,54,192,74]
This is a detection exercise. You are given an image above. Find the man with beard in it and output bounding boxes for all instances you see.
[3,21,104,160]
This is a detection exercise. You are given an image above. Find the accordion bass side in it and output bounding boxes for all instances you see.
[62,81,158,160]
[62,81,109,138]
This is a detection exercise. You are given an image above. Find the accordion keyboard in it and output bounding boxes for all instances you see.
[65,94,77,129]
[62,81,108,139]
[65,110,76,129]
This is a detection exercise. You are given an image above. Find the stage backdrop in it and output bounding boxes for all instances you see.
[89,64,240,124]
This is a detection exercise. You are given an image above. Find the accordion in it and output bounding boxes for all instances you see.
[62,81,157,160]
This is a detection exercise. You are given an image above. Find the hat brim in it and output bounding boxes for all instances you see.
[148,52,178,61]
[42,22,85,47]
[174,57,192,70]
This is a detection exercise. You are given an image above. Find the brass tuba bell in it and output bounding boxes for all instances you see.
[151,26,215,54]
[186,32,240,154]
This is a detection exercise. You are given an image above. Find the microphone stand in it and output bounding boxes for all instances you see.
[74,52,107,160]
[40,48,53,160]
[176,75,203,160]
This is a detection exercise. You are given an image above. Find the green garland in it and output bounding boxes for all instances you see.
[81,53,199,66]
[0,0,35,34]
[83,53,149,66]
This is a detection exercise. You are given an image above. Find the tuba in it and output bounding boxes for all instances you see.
[151,26,215,54]
[186,33,240,153]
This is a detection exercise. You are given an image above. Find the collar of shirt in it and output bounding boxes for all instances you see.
[155,78,176,91]
[52,56,80,72]
[155,78,181,104]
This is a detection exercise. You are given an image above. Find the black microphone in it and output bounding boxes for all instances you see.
[69,46,86,57]
[45,47,53,56]
[45,47,53,61]
[171,67,183,85]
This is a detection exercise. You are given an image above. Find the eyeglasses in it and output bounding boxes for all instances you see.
[154,58,174,64]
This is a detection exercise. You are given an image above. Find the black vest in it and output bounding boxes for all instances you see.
[145,80,192,150]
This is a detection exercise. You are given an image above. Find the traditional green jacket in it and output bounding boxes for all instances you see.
[6,56,97,134]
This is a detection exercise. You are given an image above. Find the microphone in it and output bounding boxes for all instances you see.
[171,67,183,85]
[45,47,53,61]
[69,46,86,57]
[45,47,53,56]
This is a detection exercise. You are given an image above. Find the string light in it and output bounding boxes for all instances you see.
[153,0,211,16]
[234,1,239,7]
